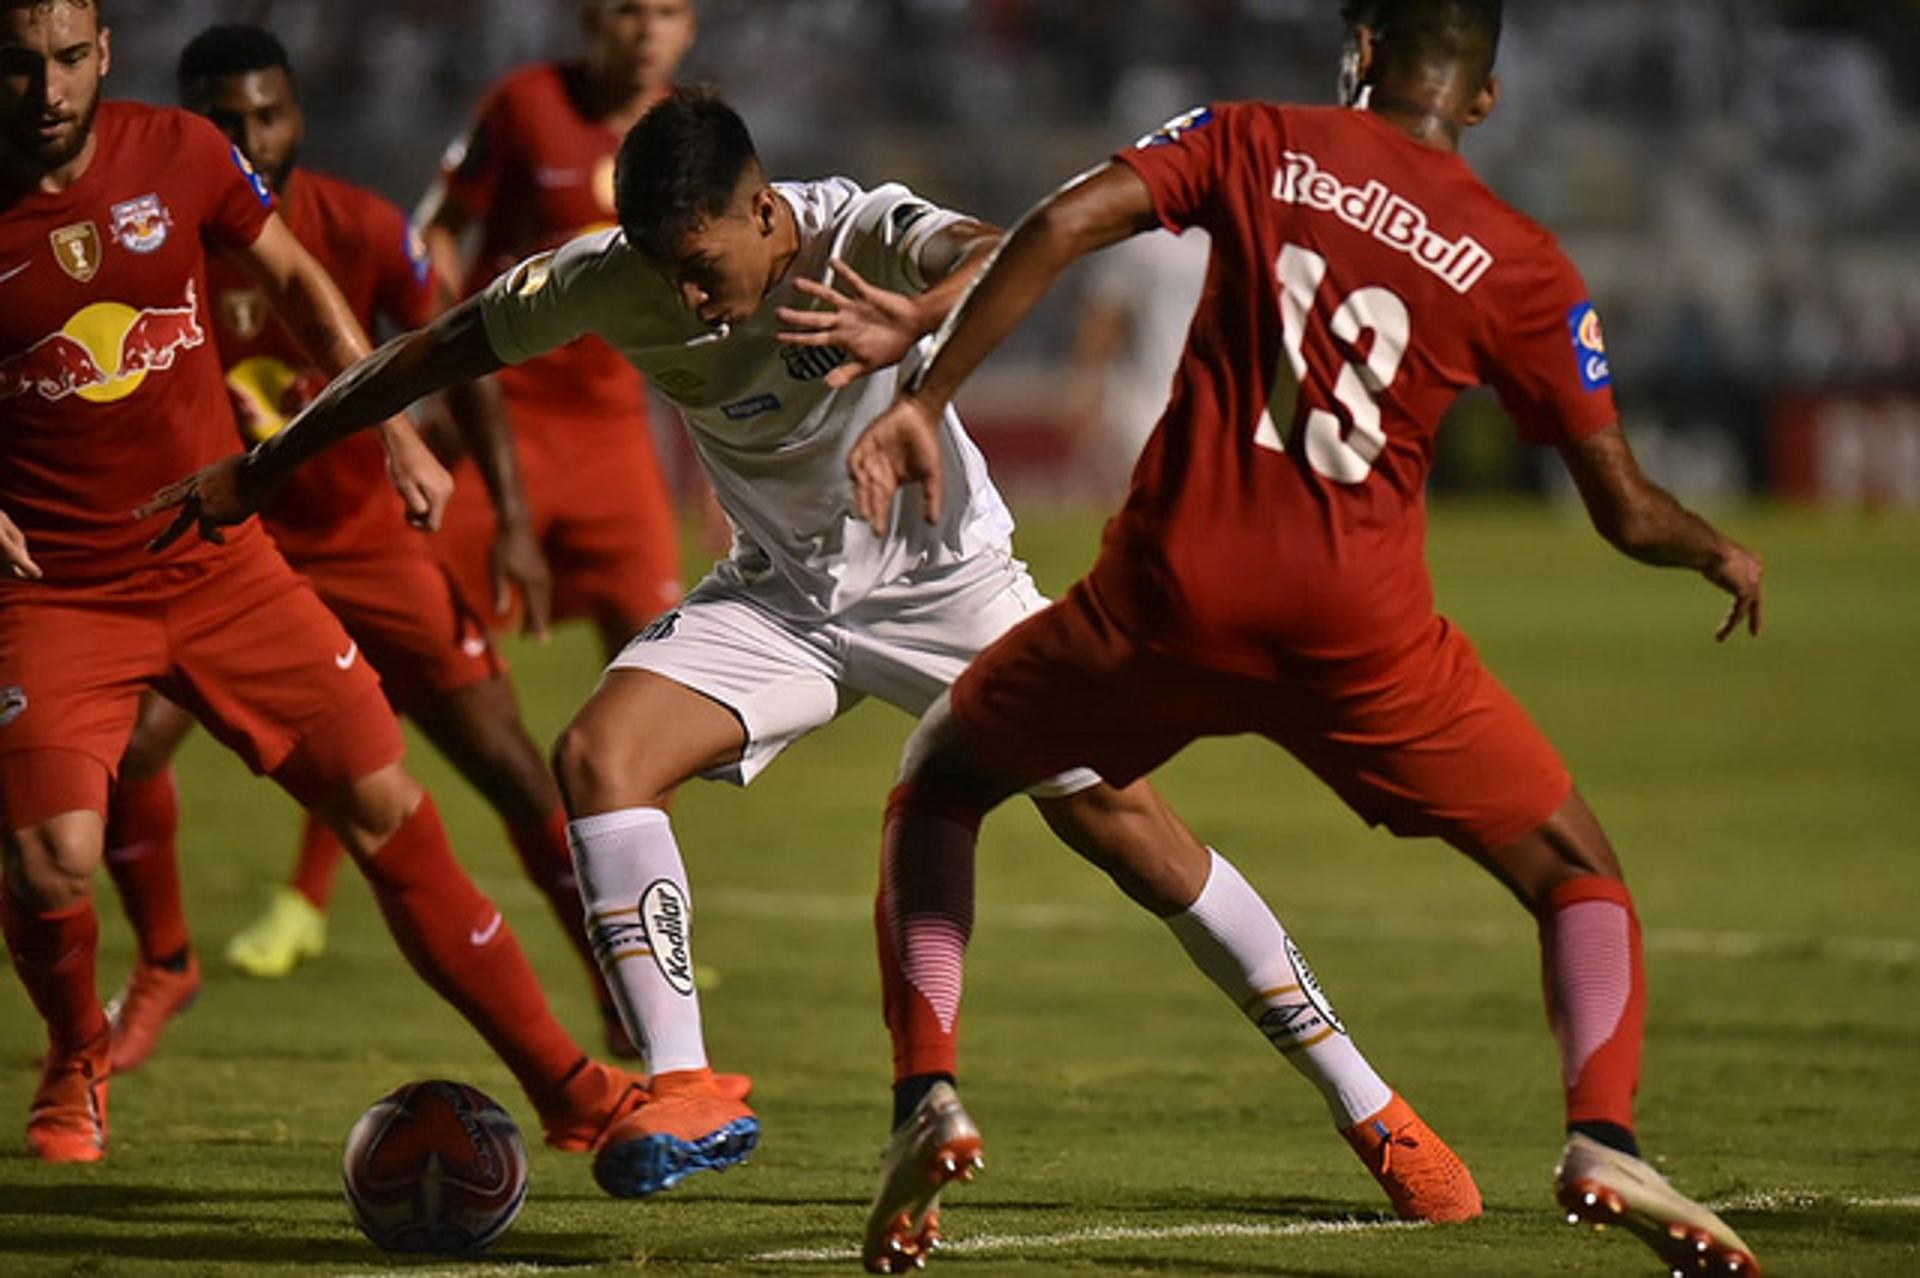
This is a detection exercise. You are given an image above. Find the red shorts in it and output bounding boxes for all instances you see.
[950,581,1573,855]
[0,532,404,830]
[297,541,503,716]
[434,401,682,636]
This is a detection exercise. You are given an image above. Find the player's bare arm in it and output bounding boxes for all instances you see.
[1559,424,1764,641]
[776,220,1000,390]
[0,508,42,580]
[141,299,505,550]
[230,215,453,529]
[446,373,554,639]
[848,164,1159,532]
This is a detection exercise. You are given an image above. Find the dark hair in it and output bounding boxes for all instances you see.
[176,24,291,105]
[615,87,760,263]
[1339,0,1503,77]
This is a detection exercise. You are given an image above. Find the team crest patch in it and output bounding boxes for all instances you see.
[0,685,26,727]
[1567,300,1611,391]
[110,194,173,254]
[229,145,273,207]
[1137,105,1214,149]
[49,222,102,282]
[219,287,270,341]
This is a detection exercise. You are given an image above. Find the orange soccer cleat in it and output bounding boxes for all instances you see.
[106,951,202,1073]
[1340,1091,1483,1222]
[863,1081,984,1274]
[1556,1133,1761,1275]
[28,1029,111,1163]
[592,1066,759,1198]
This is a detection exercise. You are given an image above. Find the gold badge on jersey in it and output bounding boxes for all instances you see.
[50,222,102,282]
[219,287,269,341]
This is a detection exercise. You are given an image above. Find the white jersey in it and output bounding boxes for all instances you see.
[479,178,1016,620]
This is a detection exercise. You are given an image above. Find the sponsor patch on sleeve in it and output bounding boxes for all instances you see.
[1567,300,1611,391]
[229,145,273,208]
[1136,105,1214,149]
[404,223,432,286]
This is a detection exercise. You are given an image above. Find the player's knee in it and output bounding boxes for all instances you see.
[551,716,633,813]
[4,815,105,911]
[319,763,425,857]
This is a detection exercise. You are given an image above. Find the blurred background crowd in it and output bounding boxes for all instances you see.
[104,0,1920,505]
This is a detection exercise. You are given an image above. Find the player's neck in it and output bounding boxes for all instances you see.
[763,196,801,296]
[0,129,98,197]
[1362,68,1473,154]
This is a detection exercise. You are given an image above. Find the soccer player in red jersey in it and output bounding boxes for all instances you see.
[418,0,694,652]
[845,1,1766,1272]
[96,22,642,1075]
[0,0,649,1166]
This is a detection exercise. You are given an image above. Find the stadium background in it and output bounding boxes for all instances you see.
[104,0,1920,510]
[2,3,1916,1275]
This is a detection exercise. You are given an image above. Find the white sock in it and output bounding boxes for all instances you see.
[1165,849,1393,1126]
[568,807,708,1075]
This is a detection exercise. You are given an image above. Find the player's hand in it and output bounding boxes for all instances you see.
[138,454,259,551]
[776,259,924,390]
[848,395,943,535]
[381,419,454,531]
[491,518,553,642]
[0,509,42,580]
[1705,539,1763,641]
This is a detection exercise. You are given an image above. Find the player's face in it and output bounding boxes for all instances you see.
[587,0,695,97]
[0,1,109,174]
[200,66,303,192]
[658,184,779,327]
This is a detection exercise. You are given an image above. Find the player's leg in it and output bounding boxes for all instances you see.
[549,664,759,1196]
[165,543,649,1163]
[99,692,202,1071]
[1031,777,1481,1222]
[408,671,637,1053]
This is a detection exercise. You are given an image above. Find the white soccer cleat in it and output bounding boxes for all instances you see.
[1555,1133,1761,1275]
[862,1082,984,1274]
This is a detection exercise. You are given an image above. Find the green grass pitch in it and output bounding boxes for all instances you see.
[2,501,1916,1275]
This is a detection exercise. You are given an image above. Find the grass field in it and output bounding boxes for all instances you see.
[2,501,1916,1276]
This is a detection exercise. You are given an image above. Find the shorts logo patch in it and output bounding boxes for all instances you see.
[1136,105,1214,149]
[1567,300,1611,391]
[629,609,680,644]
[0,684,26,727]
[722,392,780,421]
[638,879,695,996]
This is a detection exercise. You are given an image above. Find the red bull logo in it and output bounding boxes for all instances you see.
[0,280,205,404]
[110,193,173,254]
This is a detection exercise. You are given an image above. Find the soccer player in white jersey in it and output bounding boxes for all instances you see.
[145,90,1482,1221]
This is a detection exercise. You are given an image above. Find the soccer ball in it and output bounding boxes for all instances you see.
[341,1079,529,1254]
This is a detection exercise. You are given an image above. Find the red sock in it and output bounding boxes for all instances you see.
[289,813,346,911]
[0,892,109,1054]
[347,794,583,1108]
[102,768,191,964]
[505,809,608,1010]
[876,781,982,1082]
[1540,875,1645,1132]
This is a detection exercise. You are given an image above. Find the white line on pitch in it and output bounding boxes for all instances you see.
[1712,1190,1920,1212]
[332,1265,589,1278]
[749,1216,1420,1263]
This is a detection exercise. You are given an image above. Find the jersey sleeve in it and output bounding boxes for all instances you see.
[182,113,276,250]
[436,84,513,220]
[841,183,970,295]
[366,195,437,331]
[477,227,621,365]
[1482,244,1619,446]
[1111,103,1234,235]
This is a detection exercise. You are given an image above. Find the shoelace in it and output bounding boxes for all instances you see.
[1370,1119,1420,1176]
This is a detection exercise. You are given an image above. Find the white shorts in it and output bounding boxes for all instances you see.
[607,549,1101,796]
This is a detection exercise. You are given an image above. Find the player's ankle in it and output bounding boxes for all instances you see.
[892,1073,955,1130]
[1569,1119,1639,1157]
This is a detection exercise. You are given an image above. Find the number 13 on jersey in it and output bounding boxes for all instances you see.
[1254,243,1410,484]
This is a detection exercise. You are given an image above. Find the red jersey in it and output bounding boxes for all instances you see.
[438,62,648,423]
[0,101,275,581]
[1099,103,1619,680]
[208,168,435,561]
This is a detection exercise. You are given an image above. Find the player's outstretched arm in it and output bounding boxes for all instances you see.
[446,374,553,639]
[776,220,1000,390]
[846,163,1160,533]
[0,509,42,581]
[140,300,506,551]
[1558,424,1764,640]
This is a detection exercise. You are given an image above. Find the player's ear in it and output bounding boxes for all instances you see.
[1463,72,1499,127]
[751,185,777,237]
[1339,23,1377,108]
[97,25,112,78]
